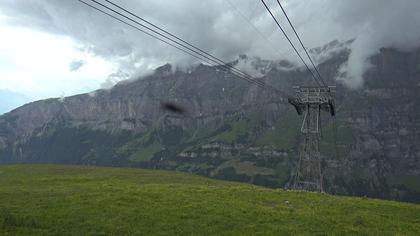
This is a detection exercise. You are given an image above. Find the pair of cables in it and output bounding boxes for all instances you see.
[77,0,286,96]
[260,0,327,87]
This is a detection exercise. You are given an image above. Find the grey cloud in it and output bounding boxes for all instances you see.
[69,60,86,72]
[100,69,130,89]
[315,0,420,88]
[1,0,420,88]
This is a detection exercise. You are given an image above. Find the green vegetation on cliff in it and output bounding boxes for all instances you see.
[0,165,419,235]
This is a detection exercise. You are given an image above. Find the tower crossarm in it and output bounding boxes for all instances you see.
[289,86,336,117]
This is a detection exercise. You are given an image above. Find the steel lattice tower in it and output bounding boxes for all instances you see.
[288,86,335,192]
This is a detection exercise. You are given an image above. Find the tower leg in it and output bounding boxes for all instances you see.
[293,105,323,192]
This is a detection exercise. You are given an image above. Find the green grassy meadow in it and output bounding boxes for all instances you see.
[0,165,419,235]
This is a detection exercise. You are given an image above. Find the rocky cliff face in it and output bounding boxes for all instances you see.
[0,44,419,203]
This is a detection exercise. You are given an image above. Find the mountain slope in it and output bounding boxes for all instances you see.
[0,165,419,235]
[0,44,419,203]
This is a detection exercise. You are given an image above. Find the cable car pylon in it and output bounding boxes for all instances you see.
[288,86,336,192]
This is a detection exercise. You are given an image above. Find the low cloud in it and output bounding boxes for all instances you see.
[327,0,420,88]
[69,60,86,72]
[100,69,130,89]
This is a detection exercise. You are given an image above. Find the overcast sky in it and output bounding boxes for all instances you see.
[0,0,419,104]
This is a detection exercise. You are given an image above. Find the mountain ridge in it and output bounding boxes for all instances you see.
[0,43,419,203]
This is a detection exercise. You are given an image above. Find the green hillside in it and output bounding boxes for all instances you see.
[0,165,419,235]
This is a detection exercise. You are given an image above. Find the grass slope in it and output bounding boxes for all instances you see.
[0,165,419,235]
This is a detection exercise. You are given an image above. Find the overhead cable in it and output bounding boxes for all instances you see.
[103,0,267,86]
[224,0,292,58]
[78,0,288,97]
[80,0,268,89]
[260,0,322,87]
[276,0,326,86]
